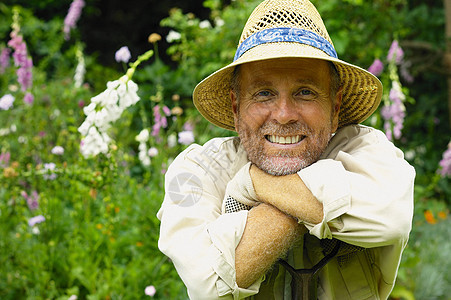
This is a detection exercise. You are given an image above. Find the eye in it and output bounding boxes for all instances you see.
[300,89,312,96]
[253,90,274,101]
[296,88,316,100]
[257,90,271,97]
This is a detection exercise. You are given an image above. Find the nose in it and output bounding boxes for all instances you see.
[272,96,299,124]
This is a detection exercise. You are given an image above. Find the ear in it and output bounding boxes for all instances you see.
[331,87,343,132]
[230,90,239,130]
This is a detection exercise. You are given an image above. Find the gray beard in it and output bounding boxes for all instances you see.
[237,120,333,176]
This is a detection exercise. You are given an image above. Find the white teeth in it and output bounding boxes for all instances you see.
[267,135,302,144]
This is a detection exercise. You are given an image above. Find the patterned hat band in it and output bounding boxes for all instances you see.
[233,27,338,61]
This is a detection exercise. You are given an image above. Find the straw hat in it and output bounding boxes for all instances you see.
[193,0,382,131]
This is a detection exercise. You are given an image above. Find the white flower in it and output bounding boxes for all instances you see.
[166,30,181,43]
[51,146,65,155]
[136,129,150,143]
[43,162,57,180]
[144,285,156,297]
[74,53,85,88]
[215,18,225,27]
[148,147,158,157]
[83,102,96,116]
[178,130,195,145]
[167,134,177,148]
[68,295,78,300]
[115,46,131,63]
[0,94,14,110]
[199,20,211,29]
[78,78,140,158]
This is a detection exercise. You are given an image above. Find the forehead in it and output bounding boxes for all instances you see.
[238,58,331,88]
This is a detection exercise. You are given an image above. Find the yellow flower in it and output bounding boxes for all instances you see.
[438,211,448,220]
[148,33,162,43]
[3,167,18,178]
[172,94,180,101]
[171,106,183,116]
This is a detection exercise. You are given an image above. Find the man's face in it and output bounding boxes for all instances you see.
[231,58,341,176]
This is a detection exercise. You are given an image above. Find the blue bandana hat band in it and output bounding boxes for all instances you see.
[233,27,338,62]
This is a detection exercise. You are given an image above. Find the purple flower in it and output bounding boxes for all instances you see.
[63,0,85,40]
[381,81,405,141]
[144,285,156,297]
[22,190,40,211]
[438,142,451,177]
[24,92,34,105]
[0,94,15,110]
[0,47,11,74]
[387,40,404,65]
[368,59,384,77]
[0,152,10,168]
[115,46,131,63]
[28,215,45,227]
[178,130,194,145]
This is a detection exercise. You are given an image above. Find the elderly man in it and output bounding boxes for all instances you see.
[157,0,415,299]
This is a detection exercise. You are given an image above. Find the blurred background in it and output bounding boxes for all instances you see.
[0,0,450,299]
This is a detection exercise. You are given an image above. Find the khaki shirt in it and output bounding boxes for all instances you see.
[157,125,415,299]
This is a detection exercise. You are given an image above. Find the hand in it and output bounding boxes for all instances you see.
[223,162,259,208]
[249,165,324,224]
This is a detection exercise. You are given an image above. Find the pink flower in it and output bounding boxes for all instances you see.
[183,121,194,131]
[387,40,404,65]
[22,190,40,211]
[438,142,451,177]
[162,105,171,116]
[368,59,384,77]
[115,46,131,63]
[7,30,33,91]
[0,152,10,167]
[24,92,34,105]
[151,105,168,136]
[144,285,156,297]
[64,0,85,40]
[0,47,11,74]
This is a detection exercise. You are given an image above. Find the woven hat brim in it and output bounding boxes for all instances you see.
[193,42,382,131]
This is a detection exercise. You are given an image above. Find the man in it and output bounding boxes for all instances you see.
[157,0,415,299]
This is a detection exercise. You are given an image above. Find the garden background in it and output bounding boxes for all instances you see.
[1,0,451,299]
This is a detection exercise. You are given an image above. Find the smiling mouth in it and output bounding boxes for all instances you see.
[265,135,305,145]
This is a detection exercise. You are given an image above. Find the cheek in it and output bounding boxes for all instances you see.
[239,103,270,128]
[299,103,333,126]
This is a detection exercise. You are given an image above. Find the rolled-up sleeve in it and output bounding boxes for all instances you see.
[157,140,262,299]
[297,126,415,297]
[298,125,415,248]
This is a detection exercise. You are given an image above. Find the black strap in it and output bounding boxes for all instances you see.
[278,240,342,300]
